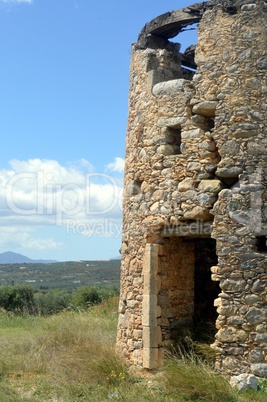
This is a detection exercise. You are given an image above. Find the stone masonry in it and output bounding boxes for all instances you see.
[116,0,267,378]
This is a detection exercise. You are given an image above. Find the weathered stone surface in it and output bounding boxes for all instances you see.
[241,4,257,12]
[153,79,188,96]
[156,144,177,155]
[251,364,267,378]
[257,56,267,70]
[252,279,267,294]
[245,294,261,305]
[216,328,247,343]
[178,178,195,192]
[182,128,205,139]
[197,193,217,207]
[198,180,223,194]
[186,161,201,171]
[220,141,240,157]
[192,101,217,117]
[246,308,267,325]
[230,374,258,391]
[117,0,267,378]
[248,349,264,363]
[227,315,244,325]
[216,166,243,178]
[183,206,212,220]
[157,116,187,128]
[220,278,246,292]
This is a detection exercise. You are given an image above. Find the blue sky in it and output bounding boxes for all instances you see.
[0,0,200,261]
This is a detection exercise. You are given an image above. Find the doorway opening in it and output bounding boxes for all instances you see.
[158,236,219,347]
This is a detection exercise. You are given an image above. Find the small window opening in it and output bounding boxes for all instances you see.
[165,127,182,155]
[132,180,143,195]
[127,180,143,196]
[255,236,267,253]
[219,177,239,188]
[208,118,215,130]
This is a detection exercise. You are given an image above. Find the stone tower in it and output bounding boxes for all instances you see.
[117,0,267,378]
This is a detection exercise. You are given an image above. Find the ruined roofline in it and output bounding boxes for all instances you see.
[137,0,252,47]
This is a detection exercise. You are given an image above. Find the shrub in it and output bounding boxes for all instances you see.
[0,284,119,316]
[71,286,119,309]
[0,284,35,314]
[99,285,119,300]
[71,286,102,308]
[34,289,71,315]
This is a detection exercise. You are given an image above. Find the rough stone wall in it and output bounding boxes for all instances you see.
[197,1,267,378]
[117,0,267,378]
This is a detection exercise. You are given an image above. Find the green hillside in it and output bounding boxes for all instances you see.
[0,260,121,291]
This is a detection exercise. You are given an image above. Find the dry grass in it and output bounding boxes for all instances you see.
[163,354,234,401]
[0,298,266,401]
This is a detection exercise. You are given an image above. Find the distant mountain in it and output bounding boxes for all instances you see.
[0,251,57,264]
[111,256,121,260]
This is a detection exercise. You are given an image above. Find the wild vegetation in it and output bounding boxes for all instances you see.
[0,292,266,401]
[0,284,119,315]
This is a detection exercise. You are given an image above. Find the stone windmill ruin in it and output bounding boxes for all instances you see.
[116,0,267,379]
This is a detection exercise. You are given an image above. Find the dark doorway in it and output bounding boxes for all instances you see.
[193,238,219,341]
[158,236,219,346]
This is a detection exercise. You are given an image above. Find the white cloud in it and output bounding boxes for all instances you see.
[0,158,123,251]
[105,157,124,173]
[0,227,65,251]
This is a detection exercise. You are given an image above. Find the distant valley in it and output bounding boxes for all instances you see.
[0,252,121,290]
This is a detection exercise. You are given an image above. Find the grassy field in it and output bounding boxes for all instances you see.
[0,260,120,291]
[0,298,266,401]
